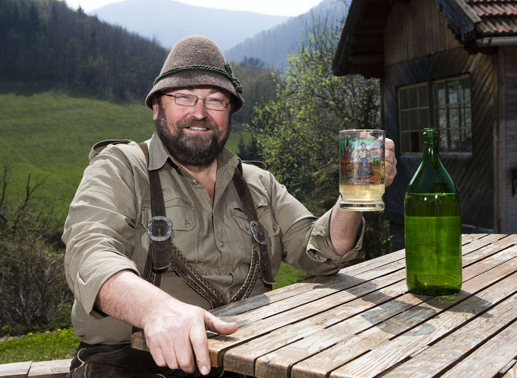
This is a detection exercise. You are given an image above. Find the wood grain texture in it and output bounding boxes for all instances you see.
[27,360,70,378]
[330,269,517,378]
[0,362,31,378]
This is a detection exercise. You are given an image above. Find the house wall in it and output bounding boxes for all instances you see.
[383,47,496,247]
[498,47,517,233]
[384,0,462,66]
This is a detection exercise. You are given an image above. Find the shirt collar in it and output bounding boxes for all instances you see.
[148,132,240,172]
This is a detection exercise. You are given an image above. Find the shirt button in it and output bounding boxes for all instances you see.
[185,221,190,227]
[219,241,225,248]
[273,224,277,231]
[192,179,198,185]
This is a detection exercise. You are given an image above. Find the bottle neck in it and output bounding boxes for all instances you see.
[422,132,441,168]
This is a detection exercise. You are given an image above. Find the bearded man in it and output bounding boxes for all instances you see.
[63,35,397,378]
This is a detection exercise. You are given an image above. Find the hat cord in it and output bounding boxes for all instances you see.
[153,63,243,94]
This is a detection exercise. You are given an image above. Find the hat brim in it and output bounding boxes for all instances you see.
[145,70,244,112]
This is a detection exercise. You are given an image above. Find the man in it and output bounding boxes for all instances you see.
[63,36,397,378]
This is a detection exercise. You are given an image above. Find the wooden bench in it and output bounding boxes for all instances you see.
[0,359,71,378]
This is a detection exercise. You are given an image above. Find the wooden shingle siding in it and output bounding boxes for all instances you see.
[384,47,496,231]
[384,0,462,66]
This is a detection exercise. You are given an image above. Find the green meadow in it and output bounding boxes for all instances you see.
[0,86,249,212]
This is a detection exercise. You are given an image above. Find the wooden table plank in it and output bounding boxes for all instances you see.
[282,249,517,378]
[214,237,517,377]
[377,291,517,377]
[439,320,517,378]
[0,361,31,378]
[27,360,70,378]
[329,268,517,377]
[208,260,407,367]
[223,277,409,376]
[501,359,517,378]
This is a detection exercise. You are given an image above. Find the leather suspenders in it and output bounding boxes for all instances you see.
[137,142,275,308]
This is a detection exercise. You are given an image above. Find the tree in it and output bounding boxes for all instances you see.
[248,12,391,258]
[0,166,72,331]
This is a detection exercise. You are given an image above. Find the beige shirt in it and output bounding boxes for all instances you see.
[63,132,364,345]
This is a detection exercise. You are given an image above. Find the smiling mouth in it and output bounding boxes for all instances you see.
[185,126,210,131]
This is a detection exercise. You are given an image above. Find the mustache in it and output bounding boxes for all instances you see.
[177,117,218,130]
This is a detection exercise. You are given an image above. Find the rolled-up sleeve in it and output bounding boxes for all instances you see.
[265,171,364,276]
[63,148,141,317]
[307,209,365,263]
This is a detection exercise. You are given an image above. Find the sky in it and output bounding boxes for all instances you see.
[64,0,325,17]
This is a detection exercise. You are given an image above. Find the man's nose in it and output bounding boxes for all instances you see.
[188,99,210,119]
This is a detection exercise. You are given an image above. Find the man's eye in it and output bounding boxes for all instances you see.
[206,98,223,104]
[177,95,192,100]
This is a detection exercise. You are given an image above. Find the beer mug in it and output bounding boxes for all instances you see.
[339,129,385,211]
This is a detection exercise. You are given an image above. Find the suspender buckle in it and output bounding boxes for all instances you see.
[250,221,268,245]
[147,216,172,242]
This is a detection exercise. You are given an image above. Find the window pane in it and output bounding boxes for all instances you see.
[459,78,470,103]
[420,109,429,129]
[448,80,458,104]
[464,105,472,128]
[450,128,460,152]
[410,109,419,131]
[402,133,411,153]
[438,107,447,128]
[418,85,429,108]
[409,87,418,109]
[400,89,408,110]
[401,111,410,131]
[436,82,446,105]
[439,128,448,152]
[449,107,459,128]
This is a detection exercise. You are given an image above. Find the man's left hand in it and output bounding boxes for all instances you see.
[385,138,397,187]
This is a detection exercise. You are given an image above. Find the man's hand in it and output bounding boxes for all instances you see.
[95,270,238,375]
[385,138,397,187]
[142,301,238,375]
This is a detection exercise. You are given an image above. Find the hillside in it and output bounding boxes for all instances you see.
[0,0,167,99]
[90,0,290,51]
[224,0,350,71]
[0,84,249,212]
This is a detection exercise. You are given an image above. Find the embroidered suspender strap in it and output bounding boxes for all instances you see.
[136,143,265,308]
[232,165,276,286]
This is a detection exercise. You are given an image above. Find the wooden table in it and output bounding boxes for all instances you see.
[207,233,517,378]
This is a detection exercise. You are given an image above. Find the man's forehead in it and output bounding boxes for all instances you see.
[170,86,229,96]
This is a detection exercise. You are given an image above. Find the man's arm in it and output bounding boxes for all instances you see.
[95,270,238,376]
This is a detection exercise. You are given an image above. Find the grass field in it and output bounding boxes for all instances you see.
[0,86,250,214]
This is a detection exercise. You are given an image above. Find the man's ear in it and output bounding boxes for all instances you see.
[152,96,161,121]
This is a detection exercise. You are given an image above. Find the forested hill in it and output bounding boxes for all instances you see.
[0,0,167,98]
[224,0,350,72]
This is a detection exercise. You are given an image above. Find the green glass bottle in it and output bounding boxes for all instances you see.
[404,128,462,295]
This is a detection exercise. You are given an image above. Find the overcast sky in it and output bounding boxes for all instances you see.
[63,0,325,17]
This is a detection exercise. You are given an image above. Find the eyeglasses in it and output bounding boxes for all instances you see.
[162,93,231,111]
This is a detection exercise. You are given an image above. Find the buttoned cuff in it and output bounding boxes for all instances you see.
[306,209,365,263]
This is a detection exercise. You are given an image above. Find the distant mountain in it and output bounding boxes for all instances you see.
[224,0,350,71]
[89,0,289,51]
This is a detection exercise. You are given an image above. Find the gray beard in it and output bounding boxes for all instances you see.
[154,105,232,168]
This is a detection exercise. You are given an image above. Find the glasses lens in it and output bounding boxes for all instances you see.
[205,98,225,110]
[175,94,196,106]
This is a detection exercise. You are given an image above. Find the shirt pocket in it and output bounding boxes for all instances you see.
[140,198,198,265]
[229,201,282,278]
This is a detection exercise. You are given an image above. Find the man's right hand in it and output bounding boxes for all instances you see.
[95,270,239,376]
[142,301,239,375]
